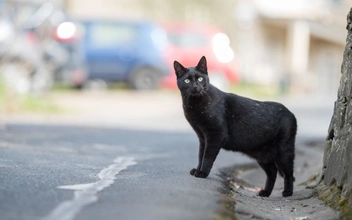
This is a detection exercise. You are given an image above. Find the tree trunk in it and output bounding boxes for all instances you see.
[318,8,352,218]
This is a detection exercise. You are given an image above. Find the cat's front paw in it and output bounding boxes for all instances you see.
[190,168,198,176]
[194,170,209,178]
[282,190,293,197]
[258,190,271,197]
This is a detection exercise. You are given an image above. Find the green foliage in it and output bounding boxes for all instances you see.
[317,184,352,220]
[0,78,6,100]
[230,83,280,100]
[0,78,63,114]
[20,95,62,114]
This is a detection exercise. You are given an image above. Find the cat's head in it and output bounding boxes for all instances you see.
[173,56,210,97]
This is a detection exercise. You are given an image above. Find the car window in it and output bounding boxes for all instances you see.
[167,32,207,48]
[89,23,136,48]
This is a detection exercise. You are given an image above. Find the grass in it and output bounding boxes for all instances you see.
[52,79,284,98]
[52,83,77,91]
[317,183,352,220]
[19,95,62,114]
[0,79,283,114]
[0,79,63,114]
[230,83,282,100]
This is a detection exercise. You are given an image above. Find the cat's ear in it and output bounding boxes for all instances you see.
[174,60,187,78]
[196,56,207,74]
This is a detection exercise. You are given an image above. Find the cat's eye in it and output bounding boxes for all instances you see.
[198,77,203,82]
[184,79,190,83]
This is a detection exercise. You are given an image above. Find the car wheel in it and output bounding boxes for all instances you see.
[130,67,159,90]
[209,71,230,91]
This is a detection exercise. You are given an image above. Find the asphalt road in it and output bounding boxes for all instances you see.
[0,123,250,220]
[0,91,337,220]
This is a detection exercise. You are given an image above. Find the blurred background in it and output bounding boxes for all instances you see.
[0,2,350,219]
[0,0,351,129]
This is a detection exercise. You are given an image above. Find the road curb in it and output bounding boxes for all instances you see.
[220,142,341,220]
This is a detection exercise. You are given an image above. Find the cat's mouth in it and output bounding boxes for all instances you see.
[191,90,204,96]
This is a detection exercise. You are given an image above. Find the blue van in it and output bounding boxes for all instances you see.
[82,20,170,90]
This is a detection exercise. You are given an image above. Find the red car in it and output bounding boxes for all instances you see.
[160,22,240,90]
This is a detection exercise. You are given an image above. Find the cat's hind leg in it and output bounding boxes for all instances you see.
[275,153,295,197]
[257,161,277,197]
[276,118,296,197]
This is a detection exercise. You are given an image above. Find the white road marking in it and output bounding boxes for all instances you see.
[42,156,137,220]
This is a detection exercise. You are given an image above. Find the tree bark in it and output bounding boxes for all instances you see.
[318,8,352,218]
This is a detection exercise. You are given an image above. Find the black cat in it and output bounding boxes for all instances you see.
[174,56,297,197]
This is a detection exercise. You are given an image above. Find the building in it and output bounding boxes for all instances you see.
[234,0,351,94]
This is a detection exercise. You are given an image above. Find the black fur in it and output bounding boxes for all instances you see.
[174,56,297,197]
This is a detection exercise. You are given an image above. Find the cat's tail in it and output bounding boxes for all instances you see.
[276,166,296,181]
[277,168,284,177]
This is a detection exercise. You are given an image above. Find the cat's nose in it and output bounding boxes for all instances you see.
[192,83,201,93]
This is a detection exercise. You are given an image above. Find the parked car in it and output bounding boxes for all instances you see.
[80,20,170,90]
[160,22,240,90]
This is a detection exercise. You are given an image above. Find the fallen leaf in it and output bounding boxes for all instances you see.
[295,217,308,220]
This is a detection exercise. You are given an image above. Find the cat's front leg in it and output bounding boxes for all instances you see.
[194,141,221,178]
[190,139,205,176]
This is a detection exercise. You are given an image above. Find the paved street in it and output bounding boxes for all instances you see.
[0,124,243,220]
[0,90,338,220]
